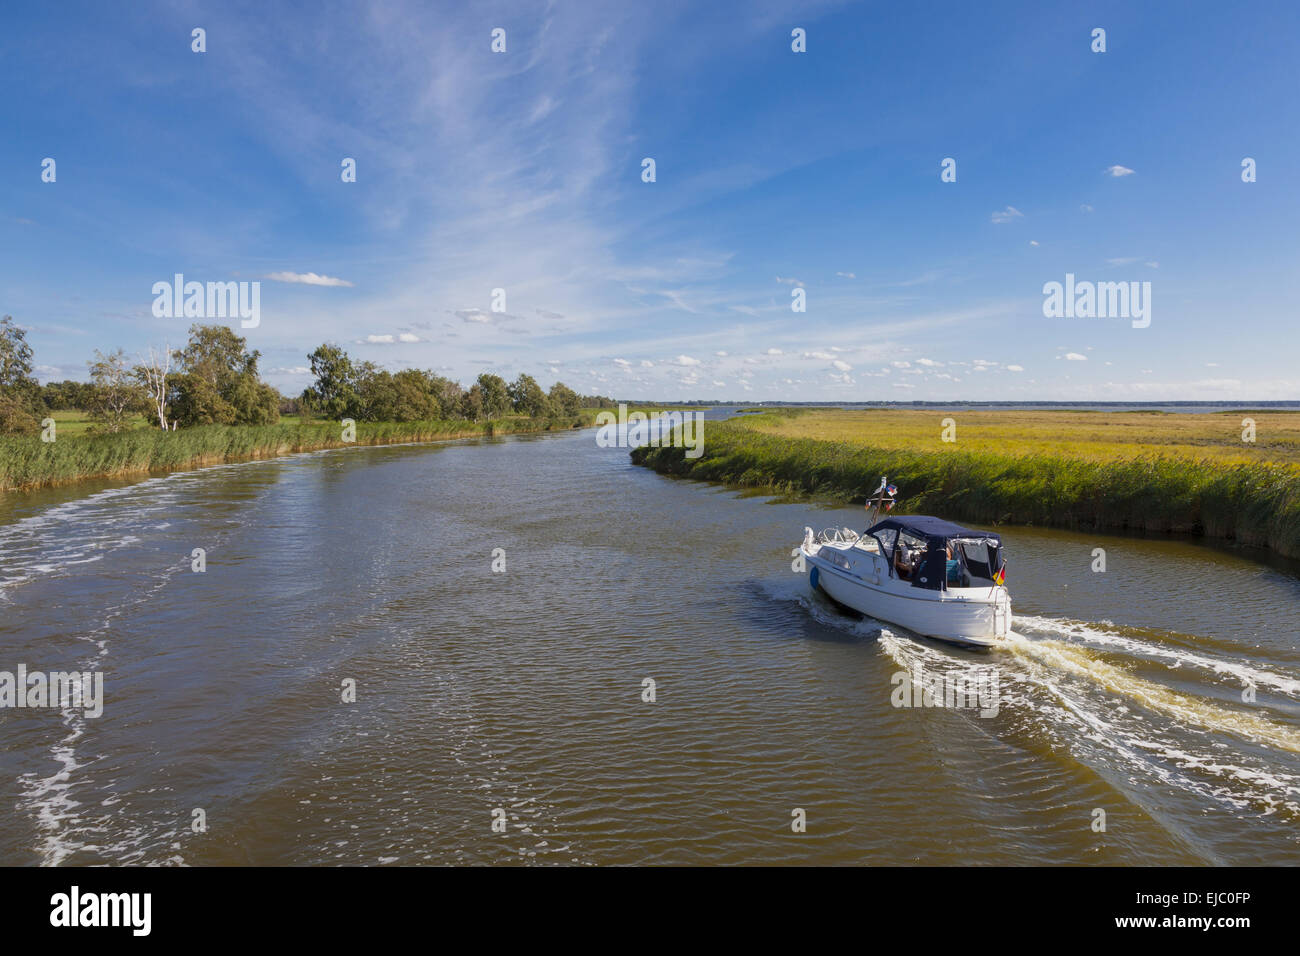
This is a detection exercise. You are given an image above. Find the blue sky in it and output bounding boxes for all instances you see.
[3,0,1298,401]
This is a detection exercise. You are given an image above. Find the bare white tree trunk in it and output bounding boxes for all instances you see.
[139,345,172,430]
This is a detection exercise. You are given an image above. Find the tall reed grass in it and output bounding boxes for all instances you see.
[631,421,1300,558]
[0,416,584,492]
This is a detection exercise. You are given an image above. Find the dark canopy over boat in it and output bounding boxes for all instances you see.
[865,516,1003,590]
[866,515,1001,544]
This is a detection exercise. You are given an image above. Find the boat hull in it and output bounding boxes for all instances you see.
[805,546,1011,648]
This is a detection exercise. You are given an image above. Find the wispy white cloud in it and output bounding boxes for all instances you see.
[264,271,354,287]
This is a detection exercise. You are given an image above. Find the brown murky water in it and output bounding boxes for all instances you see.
[2,423,1298,865]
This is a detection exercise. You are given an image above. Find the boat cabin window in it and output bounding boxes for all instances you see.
[952,537,1000,586]
[891,531,927,580]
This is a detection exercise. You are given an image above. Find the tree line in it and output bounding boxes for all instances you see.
[0,316,613,435]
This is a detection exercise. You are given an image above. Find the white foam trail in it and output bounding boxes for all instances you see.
[1015,613,1300,698]
[775,579,1300,822]
[1008,634,1300,754]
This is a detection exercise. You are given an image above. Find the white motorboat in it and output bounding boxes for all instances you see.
[797,481,1011,648]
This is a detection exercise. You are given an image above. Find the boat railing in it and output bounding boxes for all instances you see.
[817,528,881,553]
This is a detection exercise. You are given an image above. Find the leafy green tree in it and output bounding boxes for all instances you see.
[388,369,442,421]
[458,382,485,421]
[86,348,143,433]
[476,373,511,418]
[1,316,36,389]
[171,373,235,425]
[171,324,278,426]
[227,372,281,425]
[508,373,550,418]
[427,374,464,419]
[547,381,581,417]
[305,343,361,420]
[42,380,97,410]
[0,315,44,434]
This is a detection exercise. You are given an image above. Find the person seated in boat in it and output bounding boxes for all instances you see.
[894,540,919,579]
[945,544,972,588]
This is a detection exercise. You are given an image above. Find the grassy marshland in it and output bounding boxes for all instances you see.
[631,408,1300,558]
[0,414,593,493]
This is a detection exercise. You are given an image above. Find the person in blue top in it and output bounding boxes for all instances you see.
[945,544,971,588]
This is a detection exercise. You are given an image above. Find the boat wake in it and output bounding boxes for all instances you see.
[765,578,1300,829]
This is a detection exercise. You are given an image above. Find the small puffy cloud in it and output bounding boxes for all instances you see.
[715,350,728,357]
[804,350,835,360]
[398,332,419,343]
[916,358,943,367]
[1146,261,1160,269]
[892,361,911,368]
[712,380,725,387]
[1105,165,1135,177]
[1080,203,1094,213]
[831,359,852,372]
[264,271,354,287]
[991,206,1023,224]
[766,348,783,355]
[775,276,804,287]
[640,360,655,368]
[268,366,312,375]
[1029,240,1039,246]
[835,271,856,278]
[1065,352,1087,361]
[365,334,395,344]
[1006,364,1024,372]
[613,358,631,367]
[454,309,491,323]
[673,355,701,367]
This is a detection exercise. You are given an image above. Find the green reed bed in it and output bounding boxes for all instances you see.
[631,421,1300,558]
[0,416,583,492]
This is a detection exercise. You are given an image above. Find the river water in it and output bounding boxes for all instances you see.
[1,421,1298,865]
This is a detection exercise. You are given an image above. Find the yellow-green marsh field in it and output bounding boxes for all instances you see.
[632,407,1300,559]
